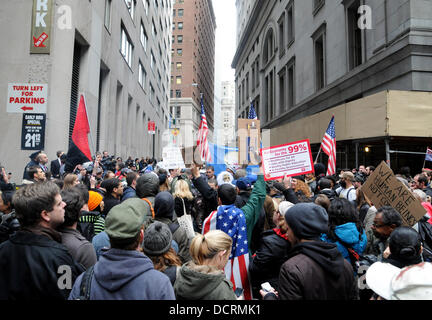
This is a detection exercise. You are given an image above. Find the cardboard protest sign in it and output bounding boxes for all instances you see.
[260,139,314,181]
[362,161,426,227]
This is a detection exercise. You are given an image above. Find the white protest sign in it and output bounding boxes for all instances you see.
[7,83,48,113]
[260,139,314,181]
[162,146,185,169]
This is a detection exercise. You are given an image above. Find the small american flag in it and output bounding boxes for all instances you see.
[248,101,257,120]
[321,116,336,175]
[426,147,432,162]
[202,205,253,300]
[197,95,211,162]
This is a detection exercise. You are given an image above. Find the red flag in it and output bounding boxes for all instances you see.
[65,95,92,172]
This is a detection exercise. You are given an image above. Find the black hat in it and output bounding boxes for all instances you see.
[284,203,329,240]
[143,221,173,256]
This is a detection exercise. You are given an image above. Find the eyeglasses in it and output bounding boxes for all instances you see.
[372,222,386,228]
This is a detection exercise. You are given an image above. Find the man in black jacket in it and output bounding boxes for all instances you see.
[50,150,64,179]
[0,182,84,299]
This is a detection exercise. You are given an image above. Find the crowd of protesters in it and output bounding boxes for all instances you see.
[0,149,432,300]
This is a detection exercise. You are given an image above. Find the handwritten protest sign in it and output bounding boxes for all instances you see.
[260,139,314,181]
[162,145,185,169]
[362,161,426,227]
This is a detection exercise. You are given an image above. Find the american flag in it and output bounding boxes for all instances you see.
[248,101,257,120]
[321,116,336,175]
[202,204,253,300]
[426,147,432,162]
[197,95,212,162]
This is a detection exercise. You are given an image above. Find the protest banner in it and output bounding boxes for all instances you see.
[162,145,185,169]
[238,119,261,166]
[362,161,426,227]
[260,139,314,181]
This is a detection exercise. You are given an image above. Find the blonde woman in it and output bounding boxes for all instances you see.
[172,178,194,217]
[174,230,238,300]
[62,174,80,190]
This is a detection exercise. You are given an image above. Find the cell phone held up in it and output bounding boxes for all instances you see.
[261,282,273,293]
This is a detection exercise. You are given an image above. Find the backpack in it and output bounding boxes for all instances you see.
[76,266,95,300]
[78,212,101,242]
[336,235,377,274]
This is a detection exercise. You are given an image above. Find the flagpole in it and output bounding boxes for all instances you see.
[81,93,96,160]
[314,147,322,164]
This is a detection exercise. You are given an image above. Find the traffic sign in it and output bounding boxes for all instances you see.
[7,83,48,114]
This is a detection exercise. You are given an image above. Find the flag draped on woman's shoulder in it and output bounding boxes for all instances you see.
[197,95,212,162]
[321,116,336,175]
[202,204,253,300]
[65,94,92,173]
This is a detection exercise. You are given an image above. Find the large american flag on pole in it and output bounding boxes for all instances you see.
[197,94,212,162]
[321,116,336,175]
[202,204,253,300]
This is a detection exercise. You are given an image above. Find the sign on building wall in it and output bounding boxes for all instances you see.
[7,83,48,113]
[30,0,53,54]
[148,121,156,135]
[21,113,46,150]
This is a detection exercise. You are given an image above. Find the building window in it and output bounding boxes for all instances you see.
[177,35,183,43]
[287,58,295,109]
[121,26,133,68]
[124,0,135,19]
[178,9,184,17]
[150,83,155,101]
[140,23,148,51]
[278,13,285,57]
[138,62,146,88]
[150,51,155,69]
[177,48,183,56]
[347,0,363,70]
[178,22,183,29]
[176,62,182,70]
[176,76,182,84]
[176,106,181,119]
[173,9,176,16]
[176,90,182,98]
[255,58,260,88]
[152,20,157,36]
[104,0,112,30]
[265,70,274,122]
[263,29,274,65]
[287,1,294,46]
[143,0,149,15]
[278,69,286,113]
[313,0,325,15]
[313,24,326,91]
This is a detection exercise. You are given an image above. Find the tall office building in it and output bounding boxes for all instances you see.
[218,81,236,147]
[170,0,216,150]
[232,0,432,172]
[0,0,173,181]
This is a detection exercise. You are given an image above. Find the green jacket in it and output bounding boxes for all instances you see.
[174,262,237,300]
[240,174,266,248]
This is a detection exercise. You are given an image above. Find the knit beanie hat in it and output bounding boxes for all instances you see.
[88,190,103,211]
[284,202,329,240]
[143,221,173,256]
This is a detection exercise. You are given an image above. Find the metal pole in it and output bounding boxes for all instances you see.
[355,142,359,170]
[385,139,390,167]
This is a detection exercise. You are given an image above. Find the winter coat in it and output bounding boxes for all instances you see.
[358,203,371,223]
[249,228,291,296]
[153,216,191,264]
[0,229,84,300]
[174,262,237,300]
[321,222,367,266]
[59,227,97,269]
[174,197,194,217]
[269,241,357,300]
[318,188,337,201]
[121,186,137,202]
[102,194,120,218]
[68,248,175,300]
[191,175,219,219]
[92,231,110,260]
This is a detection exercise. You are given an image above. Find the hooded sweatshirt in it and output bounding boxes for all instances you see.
[174,262,237,300]
[321,222,367,266]
[277,241,357,300]
[152,192,191,263]
[68,248,175,300]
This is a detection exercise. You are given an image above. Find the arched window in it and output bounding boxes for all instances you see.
[263,28,274,65]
